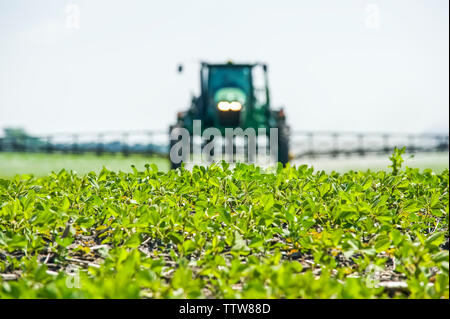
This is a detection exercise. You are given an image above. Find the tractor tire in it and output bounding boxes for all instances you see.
[277,124,290,166]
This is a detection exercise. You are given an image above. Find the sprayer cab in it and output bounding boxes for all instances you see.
[171,60,290,167]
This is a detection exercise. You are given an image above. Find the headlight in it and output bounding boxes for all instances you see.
[229,101,242,111]
[217,101,242,112]
[217,101,230,111]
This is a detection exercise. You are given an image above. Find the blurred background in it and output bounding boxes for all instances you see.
[0,0,448,177]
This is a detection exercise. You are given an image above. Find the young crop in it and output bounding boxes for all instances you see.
[0,155,448,299]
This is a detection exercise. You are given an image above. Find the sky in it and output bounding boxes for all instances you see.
[0,0,448,136]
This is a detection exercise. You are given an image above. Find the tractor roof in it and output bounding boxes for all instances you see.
[201,61,261,68]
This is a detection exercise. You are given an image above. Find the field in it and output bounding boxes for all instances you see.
[0,152,170,179]
[0,149,448,298]
[294,153,449,173]
[0,152,448,179]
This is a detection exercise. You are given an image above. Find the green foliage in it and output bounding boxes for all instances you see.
[389,147,405,175]
[0,157,448,299]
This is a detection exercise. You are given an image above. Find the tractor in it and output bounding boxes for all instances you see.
[169,61,289,169]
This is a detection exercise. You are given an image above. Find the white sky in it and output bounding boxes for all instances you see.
[0,0,448,135]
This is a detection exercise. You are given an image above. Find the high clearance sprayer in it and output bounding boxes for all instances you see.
[169,61,290,169]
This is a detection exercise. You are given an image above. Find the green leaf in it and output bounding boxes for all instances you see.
[125,233,141,248]
[425,231,445,248]
[231,231,249,252]
[374,234,391,253]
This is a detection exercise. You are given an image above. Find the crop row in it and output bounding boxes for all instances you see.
[0,151,448,298]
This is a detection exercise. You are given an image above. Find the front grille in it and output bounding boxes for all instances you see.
[218,110,241,127]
